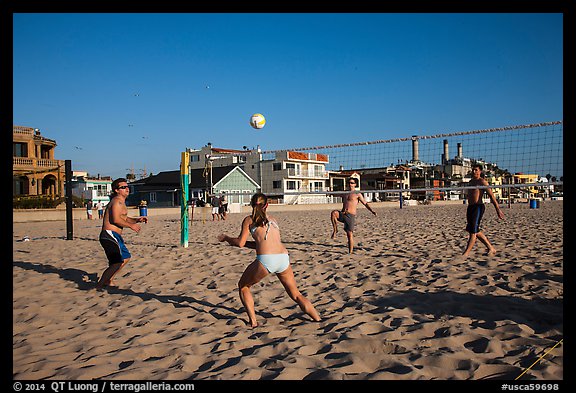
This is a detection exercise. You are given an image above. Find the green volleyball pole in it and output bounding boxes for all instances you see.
[180,151,190,248]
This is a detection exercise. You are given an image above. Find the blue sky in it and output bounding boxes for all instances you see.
[13,13,563,180]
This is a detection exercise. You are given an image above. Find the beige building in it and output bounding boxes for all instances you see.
[13,125,66,198]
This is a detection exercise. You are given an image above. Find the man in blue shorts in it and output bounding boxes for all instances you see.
[462,164,505,258]
[96,178,148,289]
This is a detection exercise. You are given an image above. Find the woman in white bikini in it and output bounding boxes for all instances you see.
[217,192,321,328]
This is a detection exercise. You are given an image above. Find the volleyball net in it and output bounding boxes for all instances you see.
[186,120,562,206]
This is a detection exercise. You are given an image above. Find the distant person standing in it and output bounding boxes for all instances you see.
[96,178,148,289]
[95,201,104,219]
[330,177,377,254]
[462,164,505,258]
[219,191,228,220]
[211,194,221,221]
[86,200,93,220]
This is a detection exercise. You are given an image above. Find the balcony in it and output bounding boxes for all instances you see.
[13,126,36,136]
[286,168,329,179]
[14,157,64,171]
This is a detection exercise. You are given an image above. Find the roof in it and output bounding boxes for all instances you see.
[287,151,329,162]
[143,170,180,185]
[132,165,259,191]
[211,147,249,154]
[335,170,360,176]
[213,166,260,189]
[129,170,181,192]
[189,166,228,188]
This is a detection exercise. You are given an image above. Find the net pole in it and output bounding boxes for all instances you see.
[65,160,73,240]
[180,151,190,248]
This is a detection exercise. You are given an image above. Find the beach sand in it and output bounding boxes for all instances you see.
[13,202,563,380]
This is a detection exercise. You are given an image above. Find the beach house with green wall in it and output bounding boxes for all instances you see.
[189,165,260,211]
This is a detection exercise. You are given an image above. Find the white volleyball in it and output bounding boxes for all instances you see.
[250,113,266,129]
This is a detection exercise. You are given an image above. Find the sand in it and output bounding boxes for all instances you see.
[12,201,563,380]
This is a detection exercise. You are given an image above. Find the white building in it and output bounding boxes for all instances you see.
[71,171,112,206]
[255,150,330,204]
[186,145,331,204]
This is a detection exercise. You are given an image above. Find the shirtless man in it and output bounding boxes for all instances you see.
[462,164,505,258]
[330,177,377,253]
[96,178,148,289]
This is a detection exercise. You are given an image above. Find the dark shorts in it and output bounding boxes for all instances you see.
[466,203,485,234]
[99,230,131,265]
[337,211,356,232]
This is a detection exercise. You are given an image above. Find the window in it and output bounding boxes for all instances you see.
[285,163,300,176]
[332,178,345,191]
[191,155,200,162]
[13,143,27,157]
[242,190,251,205]
[273,163,282,171]
[40,146,51,159]
[287,181,297,190]
[95,184,108,197]
[230,190,241,204]
[149,192,157,203]
[310,181,323,192]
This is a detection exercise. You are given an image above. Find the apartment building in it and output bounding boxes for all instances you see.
[71,171,113,207]
[186,144,331,204]
[13,125,66,197]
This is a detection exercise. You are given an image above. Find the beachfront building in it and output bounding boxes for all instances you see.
[13,125,66,198]
[535,176,556,199]
[345,166,410,202]
[187,144,250,171]
[511,173,539,199]
[189,165,260,211]
[485,172,504,201]
[186,144,332,205]
[255,150,330,204]
[125,165,259,210]
[126,170,182,207]
[186,145,259,204]
[70,171,113,207]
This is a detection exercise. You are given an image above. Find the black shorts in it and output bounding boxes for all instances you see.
[466,203,485,234]
[99,230,131,265]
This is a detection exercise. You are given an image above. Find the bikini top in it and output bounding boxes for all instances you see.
[250,220,280,240]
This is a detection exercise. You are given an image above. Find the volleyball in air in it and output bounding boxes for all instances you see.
[250,113,266,129]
